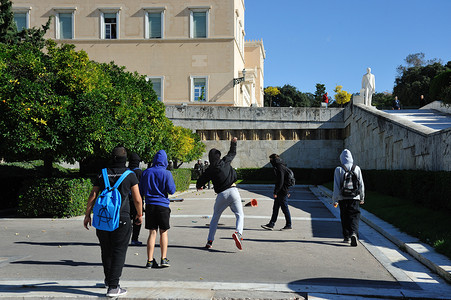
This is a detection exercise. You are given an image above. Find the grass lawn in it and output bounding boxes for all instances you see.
[323,182,451,260]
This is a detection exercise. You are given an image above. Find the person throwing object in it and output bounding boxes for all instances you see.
[196,137,245,250]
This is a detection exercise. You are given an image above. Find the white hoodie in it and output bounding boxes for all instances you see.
[332,149,365,203]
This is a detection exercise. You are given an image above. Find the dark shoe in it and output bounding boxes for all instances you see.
[160,258,170,267]
[205,240,213,249]
[280,226,292,231]
[145,258,159,269]
[342,238,350,243]
[106,287,127,297]
[261,224,274,230]
[351,234,358,247]
[232,232,243,250]
[130,240,142,246]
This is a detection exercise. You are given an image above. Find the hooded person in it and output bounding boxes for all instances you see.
[261,153,293,231]
[196,137,245,250]
[139,150,176,268]
[128,153,144,246]
[332,149,365,246]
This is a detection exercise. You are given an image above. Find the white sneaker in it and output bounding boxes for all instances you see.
[106,287,127,297]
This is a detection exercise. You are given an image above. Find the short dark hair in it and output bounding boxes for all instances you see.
[112,146,127,158]
[269,153,279,160]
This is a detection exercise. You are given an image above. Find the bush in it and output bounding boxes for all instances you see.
[171,168,191,191]
[18,177,92,218]
[236,168,334,185]
[363,170,451,211]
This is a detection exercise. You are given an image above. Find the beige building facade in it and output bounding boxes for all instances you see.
[12,0,265,107]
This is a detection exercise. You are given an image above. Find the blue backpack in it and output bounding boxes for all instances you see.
[92,168,133,231]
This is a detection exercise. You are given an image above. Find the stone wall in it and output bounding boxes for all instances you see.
[166,106,345,169]
[344,104,451,171]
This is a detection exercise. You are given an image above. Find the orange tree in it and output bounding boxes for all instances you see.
[0,41,203,175]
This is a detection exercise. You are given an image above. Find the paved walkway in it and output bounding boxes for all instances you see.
[1,184,451,299]
[383,108,451,131]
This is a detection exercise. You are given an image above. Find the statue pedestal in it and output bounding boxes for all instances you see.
[353,95,364,105]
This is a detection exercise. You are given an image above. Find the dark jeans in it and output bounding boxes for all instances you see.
[129,199,142,241]
[96,219,132,288]
[269,193,292,227]
[338,199,361,239]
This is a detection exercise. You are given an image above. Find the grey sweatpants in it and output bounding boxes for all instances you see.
[207,187,244,242]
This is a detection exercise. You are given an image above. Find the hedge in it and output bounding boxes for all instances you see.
[171,168,191,191]
[363,170,451,211]
[18,178,92,218]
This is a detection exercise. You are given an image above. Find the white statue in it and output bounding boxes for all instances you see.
[361,67,375,106]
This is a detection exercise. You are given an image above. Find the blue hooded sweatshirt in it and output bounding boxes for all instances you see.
[139,150,176,207]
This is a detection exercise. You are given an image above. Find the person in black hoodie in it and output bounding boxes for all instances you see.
[261,154,292,231]
[196,137,244,250]
[128,153,143,246]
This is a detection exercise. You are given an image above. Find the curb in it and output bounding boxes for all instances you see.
[314,185,451,284]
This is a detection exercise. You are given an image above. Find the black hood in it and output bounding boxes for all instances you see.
[129,152,141,168]
[208,148,221,166]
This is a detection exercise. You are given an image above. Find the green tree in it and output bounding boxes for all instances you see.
[0,41,203,175]
[0,0,51,48]
[264,84,311,107]
[372,92,395,109]
[313,83,326,107]
[429,69,451,105]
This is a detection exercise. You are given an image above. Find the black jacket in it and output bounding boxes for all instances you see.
[196,141,237,194]
[270,157,289,196]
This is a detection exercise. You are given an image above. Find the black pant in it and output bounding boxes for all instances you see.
[129,199,142,241]
[269,193,292,227]
[96,219,132,288]
[338,199,361,239]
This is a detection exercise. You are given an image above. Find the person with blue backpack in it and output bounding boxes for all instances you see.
[139,150,176,269]
[128,153,144,246]
[83,146,143,298]
[332,149,365,247]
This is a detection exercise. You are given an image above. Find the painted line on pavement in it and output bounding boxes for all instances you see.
[171,214,339,222]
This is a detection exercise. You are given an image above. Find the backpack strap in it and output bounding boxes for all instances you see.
[341,164,348,172]
[101,168,111,190]
[112,170,133,189]
[351,164,356,172]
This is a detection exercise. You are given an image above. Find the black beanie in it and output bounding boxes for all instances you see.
[129,152,141,168]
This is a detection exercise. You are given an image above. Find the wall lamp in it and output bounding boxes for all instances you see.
[233,69,246,86]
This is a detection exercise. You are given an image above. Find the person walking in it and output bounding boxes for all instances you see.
[83,146,143,298]
[140,150,176,268]
[128,153,143,246]
[196,137,245,250]
[261,154,293,231]
[332,149,365,247]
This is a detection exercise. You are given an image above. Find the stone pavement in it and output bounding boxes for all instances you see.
[1,184,451,299]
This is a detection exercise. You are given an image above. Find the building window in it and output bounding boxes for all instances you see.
[56,12,74,39]
[191,76,208,102]
[13,8,30,31]
[145,10,164,39]
[100,10,120,39]
[189,9,209,38]
[13,12,27,31]
[146,77,163,101]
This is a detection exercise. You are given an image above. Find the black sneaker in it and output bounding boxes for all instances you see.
[351,234,358,247]
[205,240,213,249]
[160,257,170,268]
[232,232,243,250]
[280,226,292,231]
[145,258,159,269]
[261,224,274,230]
[106,287,127,297]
